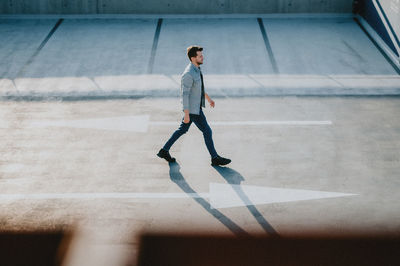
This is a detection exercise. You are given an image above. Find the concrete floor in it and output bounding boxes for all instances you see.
[1,97,400,265]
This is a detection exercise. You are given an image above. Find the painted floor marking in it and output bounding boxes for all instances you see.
[0,183,356,209]
[26,115,332,132]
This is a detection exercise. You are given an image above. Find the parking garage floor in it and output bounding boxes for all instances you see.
[1,14,400,265]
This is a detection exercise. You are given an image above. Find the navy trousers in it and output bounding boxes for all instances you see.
[163,109,218,158]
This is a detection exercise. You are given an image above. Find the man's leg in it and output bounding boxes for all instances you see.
[192,110,231,166]
[191,110,218,158]
[163,119,191,151]
[158,119,191,162]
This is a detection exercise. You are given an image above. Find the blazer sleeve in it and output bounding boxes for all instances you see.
[181,72,193,111]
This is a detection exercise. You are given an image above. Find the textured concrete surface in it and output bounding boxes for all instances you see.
[153,18,273,74]
[0,15,399,100]
[263,17,398,75]
[0,19,58,78]
[1,97,400,265]
[16,18,157,78]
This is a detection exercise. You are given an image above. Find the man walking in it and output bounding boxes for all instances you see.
[157,45,231,166]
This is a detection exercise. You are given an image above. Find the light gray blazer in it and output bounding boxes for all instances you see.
[181,63,204,115]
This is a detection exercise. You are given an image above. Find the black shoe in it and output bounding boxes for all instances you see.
[211,156,231,166]
[157,149,176,163]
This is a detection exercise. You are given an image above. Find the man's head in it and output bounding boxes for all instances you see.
[187,45,203,66]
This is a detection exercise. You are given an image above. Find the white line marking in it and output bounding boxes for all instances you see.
[150,121,333,126]
[0,192,209,200]
[26,116,332,132]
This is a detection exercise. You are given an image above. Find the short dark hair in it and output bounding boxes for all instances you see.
[187,45,203,61]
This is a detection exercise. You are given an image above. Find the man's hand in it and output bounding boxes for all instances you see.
[209,99,215,108]
[205,93,215,108]
[183,110,190,124]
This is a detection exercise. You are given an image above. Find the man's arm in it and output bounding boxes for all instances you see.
[182,73,193,123]
[205,93,215,108]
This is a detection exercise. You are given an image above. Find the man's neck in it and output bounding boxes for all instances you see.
[191,61,200,68]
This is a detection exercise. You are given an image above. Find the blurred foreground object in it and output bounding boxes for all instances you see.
[136,233,400,266]
[0,229,72,266]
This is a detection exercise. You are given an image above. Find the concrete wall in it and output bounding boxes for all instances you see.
[1,0,354,14]
[355,0,399,57]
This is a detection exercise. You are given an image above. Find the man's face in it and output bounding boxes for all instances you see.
[193,51,204,65]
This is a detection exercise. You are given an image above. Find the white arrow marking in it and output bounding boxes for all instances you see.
[28,115,150,132]
[27,115,332,132]
[209,183,356,209]
[0,183,356,209]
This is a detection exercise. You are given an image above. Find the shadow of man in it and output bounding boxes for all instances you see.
[169,162,249,236]
[213,166,279,236]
